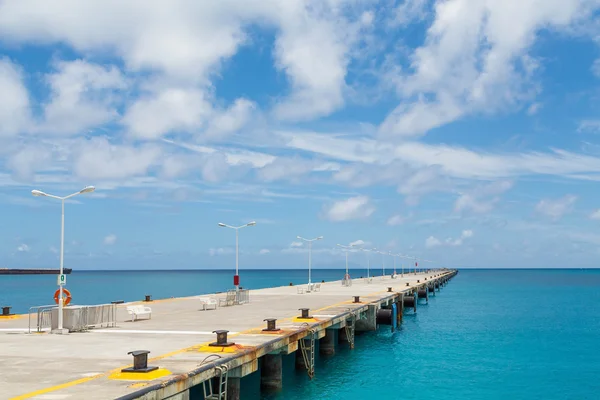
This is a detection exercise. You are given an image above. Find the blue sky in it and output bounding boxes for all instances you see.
[1,0,600,270]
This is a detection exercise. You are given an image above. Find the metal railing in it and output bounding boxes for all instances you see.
[28,303,117,333]
[235,289,250,305]
[28,304,56,333]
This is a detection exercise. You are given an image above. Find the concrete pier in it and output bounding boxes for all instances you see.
[0,270,457,399]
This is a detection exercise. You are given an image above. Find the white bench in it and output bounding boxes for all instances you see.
[297,286,306,294]
[219,290,236,307]
[313,283,321,292]
[126,305,152,322]
[199,296,218,310]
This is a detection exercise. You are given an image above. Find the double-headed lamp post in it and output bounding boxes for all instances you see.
[218,221,256,291]
[336,244,352,276]
[32,185,95,334]
[358,247,376,278]
[378,250,386,278]
[297,235,323,285]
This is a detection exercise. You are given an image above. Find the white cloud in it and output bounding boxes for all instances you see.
[390,0,428,27]
[205,98,256,139]
[39,59,126,135]
[527,102,542,115]
[323,195,375,222]
[454,180,513,214]
[123,87,212,140]
[592,58,600,78]
[426,229,474,248]
[380,0,594,139]
[272,4,355,121]
[0,57,30,137]
[17,243,30,252]
[209,247,234,256]
[72,137,162,181]
[290,241,303,248]
[578,119,600,133]
[259,248,270,255]
[535,195,577,220]
[349,239,365,247]
[103,234,117,245]
[387,214,405,226]
[425,236,441,248]
[590,209,600,220]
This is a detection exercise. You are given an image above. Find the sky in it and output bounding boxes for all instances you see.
[1,0,600,270]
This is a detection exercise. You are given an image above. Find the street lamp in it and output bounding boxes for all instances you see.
[336,244,352,276]
[389,252,397,276]
[397,254,415,277]
[297,235,323,285]
[357,247,376,278]
[217,221,256,291]
[31,185,95,334]
[377,250,386,278]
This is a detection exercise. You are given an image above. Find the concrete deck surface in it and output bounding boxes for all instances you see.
[0,271,447,400]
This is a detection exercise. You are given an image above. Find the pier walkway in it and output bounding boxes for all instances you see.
[0,270,457,400]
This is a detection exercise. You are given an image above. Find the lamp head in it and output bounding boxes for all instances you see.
[247,221,256,226]
[31,189,46,197]
[79,186,95,194]
[316,236,323,240]
[218,223,227,227]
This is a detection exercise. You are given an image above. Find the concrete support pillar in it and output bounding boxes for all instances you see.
[339,327,348,344]
[356,304,377,332]
[320,329,336,356]
[227,377,241,400]
[260,354,282,391]
[295,348,306,370]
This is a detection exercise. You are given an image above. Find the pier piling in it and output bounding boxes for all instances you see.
[320,329,336,356]
[260,354,283,391]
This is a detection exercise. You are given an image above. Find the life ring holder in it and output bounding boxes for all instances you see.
[54,288,72,306]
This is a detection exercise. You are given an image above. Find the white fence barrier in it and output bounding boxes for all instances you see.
[29,303,117,333]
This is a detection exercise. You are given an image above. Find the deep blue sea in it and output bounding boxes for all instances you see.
[2,269,599,399]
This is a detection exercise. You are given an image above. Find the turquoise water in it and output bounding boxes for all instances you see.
[233,269,600,400]
[3,269,599,399]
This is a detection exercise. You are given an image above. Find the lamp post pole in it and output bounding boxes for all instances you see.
[337,244,352,276]
[358,247,376,278]
[297,236,323,285]
[218,221,256,292]
[32,186,95,334]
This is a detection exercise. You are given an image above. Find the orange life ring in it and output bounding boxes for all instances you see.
[54,288,72,306]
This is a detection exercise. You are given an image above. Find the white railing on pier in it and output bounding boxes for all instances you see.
[28,304,56,333]
[28,303,117,333]
[235,289,250,305]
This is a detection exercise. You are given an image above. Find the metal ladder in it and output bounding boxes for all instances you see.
[299,329,316,379]
[203,365,229,400]
[344,312,356,349]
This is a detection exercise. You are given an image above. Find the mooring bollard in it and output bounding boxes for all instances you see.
[353,296,360,303]
[387,287,393,292]
[406,282,409,286]
[289,282,293,286]
[263,318,279,332]
[144,295,152,302]
[298,308,312,319]
[122,350,157,373]
[210,330,235,347]
[2,306,12,316]
[417,280,420,283]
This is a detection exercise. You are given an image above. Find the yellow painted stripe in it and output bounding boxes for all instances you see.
[10,374,104,400]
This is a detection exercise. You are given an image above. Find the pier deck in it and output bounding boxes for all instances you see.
[0,271,455,400]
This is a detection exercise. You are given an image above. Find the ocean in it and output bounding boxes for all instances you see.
[2,269,599,399]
